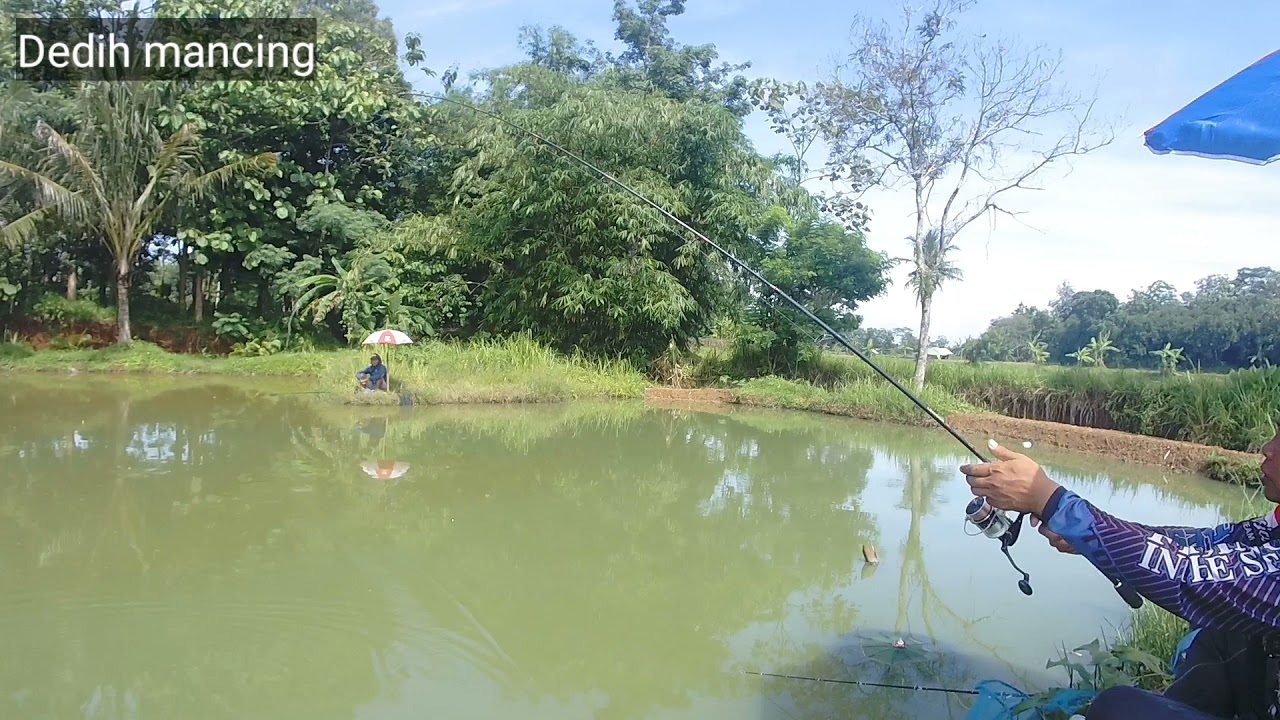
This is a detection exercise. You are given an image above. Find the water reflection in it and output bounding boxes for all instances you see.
[0,379,1250,719]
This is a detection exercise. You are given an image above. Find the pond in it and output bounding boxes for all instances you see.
[0,376,1252,719]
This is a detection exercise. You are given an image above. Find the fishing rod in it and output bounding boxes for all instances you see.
[745,670,979,696]
[413,91,1143,609]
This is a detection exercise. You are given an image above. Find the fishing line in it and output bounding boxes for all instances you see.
[409,90,1144,609]
[745,670,980,696]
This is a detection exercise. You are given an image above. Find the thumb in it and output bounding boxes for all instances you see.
[986,439,1022,461]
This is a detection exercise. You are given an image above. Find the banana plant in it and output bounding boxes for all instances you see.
[1025,336,1049,364]
[1150,343,1185,374]
[1086,332,1118,368]
[1067,346,1094,366]
[289,251,395,344]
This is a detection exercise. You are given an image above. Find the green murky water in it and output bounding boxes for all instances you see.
[0,376,1251,719]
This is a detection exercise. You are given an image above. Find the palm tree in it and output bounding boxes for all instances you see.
[904,228,963,391]
[0,82,277,343]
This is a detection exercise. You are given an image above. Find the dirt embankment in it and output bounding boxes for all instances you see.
[644,387,734,403]
[9,318,230,354]
[946,414,1262,475]
[642,387,1263,476]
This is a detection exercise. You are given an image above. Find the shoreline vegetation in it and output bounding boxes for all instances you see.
[2,336,1267,484]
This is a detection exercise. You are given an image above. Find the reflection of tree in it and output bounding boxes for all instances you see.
[892,453,1018,680]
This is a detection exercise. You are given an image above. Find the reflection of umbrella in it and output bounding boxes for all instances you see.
[1144,50,1280,164]
[361,460,410,480]
[361,329,413,391]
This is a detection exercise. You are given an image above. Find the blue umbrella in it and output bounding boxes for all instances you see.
[1144,49,1280,164]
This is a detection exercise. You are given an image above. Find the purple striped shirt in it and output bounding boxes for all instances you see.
[1043,487,1280,636]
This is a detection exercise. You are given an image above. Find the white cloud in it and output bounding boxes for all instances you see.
[845,140,1280,340]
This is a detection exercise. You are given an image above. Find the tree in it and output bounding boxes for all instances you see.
[800,0,1112,390]
[1066,347,1092,366]
[965,267,1279,371]
[732,205,892,372]
[0,82,276,343]
[1053,289,1119,363]
[902,228,962,378]
[603,0,753,116]
[438,70,772,365]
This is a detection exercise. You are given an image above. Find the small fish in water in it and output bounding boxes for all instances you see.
[862,544,879,564]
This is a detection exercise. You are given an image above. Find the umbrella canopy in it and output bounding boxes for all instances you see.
[1144,49,1280,164]
[361,460,410,480]
[362,329,413,346]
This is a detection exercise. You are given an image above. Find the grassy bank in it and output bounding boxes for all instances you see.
[697,349,1278,453]
[0,336,648,404]
[729,375,977,426]
[2,337,1269,483]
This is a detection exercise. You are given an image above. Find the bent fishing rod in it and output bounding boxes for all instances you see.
[413,91,1142,610]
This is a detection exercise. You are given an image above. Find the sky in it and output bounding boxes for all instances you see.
[376,0,1280,341]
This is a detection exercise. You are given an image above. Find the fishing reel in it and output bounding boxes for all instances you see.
[964,496,1145,609]
[964,497,1034,596]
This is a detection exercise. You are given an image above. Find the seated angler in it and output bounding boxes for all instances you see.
[356,354,388,392]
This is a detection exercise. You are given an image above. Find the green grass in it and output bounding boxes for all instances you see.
[729,375,976,425]
[696,347,1279,453]
[0,336,648,405]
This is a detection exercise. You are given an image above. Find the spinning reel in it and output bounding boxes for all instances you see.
[964,497,1034,596]
[964,494,1144,608]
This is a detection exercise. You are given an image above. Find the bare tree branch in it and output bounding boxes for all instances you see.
[791,0,1115,389]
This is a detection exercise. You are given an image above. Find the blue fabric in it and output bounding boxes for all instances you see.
[962,681,1094,719]
[1144,49,1280,164]
[1171,628,1201,674]
[357,363,387,383]
[963,680,1031,720]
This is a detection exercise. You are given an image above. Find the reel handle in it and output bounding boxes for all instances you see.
[1113,579,1144,609]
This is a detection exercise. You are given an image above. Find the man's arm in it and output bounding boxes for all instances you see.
[1043,487,1280,636]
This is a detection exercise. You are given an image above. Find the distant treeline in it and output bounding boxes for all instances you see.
[955,269,1280,371]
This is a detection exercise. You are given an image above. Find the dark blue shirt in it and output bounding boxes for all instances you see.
[1044,487,1280,637]
[358,363,387,383]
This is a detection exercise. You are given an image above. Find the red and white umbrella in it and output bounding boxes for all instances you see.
[362,329,413,346]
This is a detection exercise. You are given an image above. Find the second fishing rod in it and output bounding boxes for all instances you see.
[416,90,1142,609]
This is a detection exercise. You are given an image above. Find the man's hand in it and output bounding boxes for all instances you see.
[1030,515,1078,555]
[959,441,1061,516]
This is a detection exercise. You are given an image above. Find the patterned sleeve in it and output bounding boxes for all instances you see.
[1042,487,1280,636]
